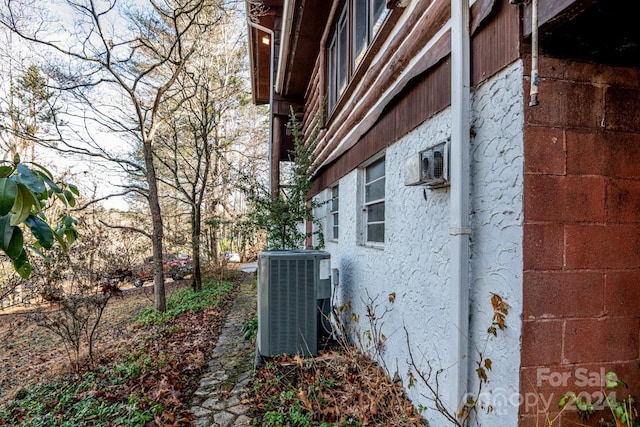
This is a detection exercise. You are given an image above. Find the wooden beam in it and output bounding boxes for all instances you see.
[522,0,599,36]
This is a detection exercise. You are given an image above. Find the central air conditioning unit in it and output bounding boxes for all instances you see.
[257,250,331,357]
[404,139,450,188]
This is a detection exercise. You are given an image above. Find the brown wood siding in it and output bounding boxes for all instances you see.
[310,59,451,195]
[306,0,522,197]
[472,0,521,86]
[312,1,450,171]
[397,60,452,139]
[305,0,521,194]
[306,3,410,170]
[303,56,323,144]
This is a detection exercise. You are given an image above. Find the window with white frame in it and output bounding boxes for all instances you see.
[327,0,389,112]
[329,185,339,240]
[363,157,385,244]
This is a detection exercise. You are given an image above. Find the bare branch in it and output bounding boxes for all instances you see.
[99,219,151,240]
[73,188,142,211]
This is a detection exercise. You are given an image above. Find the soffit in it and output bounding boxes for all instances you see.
[279,0,332,99]
[247,1,282,104]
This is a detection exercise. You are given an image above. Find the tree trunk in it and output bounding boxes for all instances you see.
[191,205,202,292]
[143,141,166,312]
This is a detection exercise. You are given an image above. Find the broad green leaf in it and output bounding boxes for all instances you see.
[558,395,567,408]
[604,371,626,389]
[65,228,78,245]
[12,249,31,279]
[0,166,13,178]
[35,171,62,194]
[0,214,13,250]
[68,183,79,196]
[25,215,54,249]
[605,371,618,389]
[0,222,24,260]
[62,215,77,228]
[52,229,68,252]
[15,163,46,195]
[0,178,17,216]
[28,161,54,180]
[10,184,37,226]
[63,190,76,207]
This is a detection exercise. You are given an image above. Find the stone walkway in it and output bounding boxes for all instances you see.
[191,273,257,427]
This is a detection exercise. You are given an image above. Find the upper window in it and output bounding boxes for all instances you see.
[363,157,385,244]
[327,0,389,112]
[329,185,339,240]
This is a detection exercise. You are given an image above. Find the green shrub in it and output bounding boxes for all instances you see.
[136,278,235,325]
[0,371,160,426]
[242,314,258,343]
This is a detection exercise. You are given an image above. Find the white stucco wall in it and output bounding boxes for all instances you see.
[314,60,524,427]
[467,61,524,426]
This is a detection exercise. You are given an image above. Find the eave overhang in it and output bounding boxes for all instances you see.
[246,1,281,105]
[247,0,331,105]
[275,0,332,100]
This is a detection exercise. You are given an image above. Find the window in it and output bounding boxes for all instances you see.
[371,0,387,35]
[352,0,368,69]
[329,185,339,240]
[337,8,348,96]
[327,0,389,112]
[328,34,337,109]
[363,157,385,244]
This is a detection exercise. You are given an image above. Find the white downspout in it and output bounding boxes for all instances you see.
[450,0,471,416]
[246,19,275,194]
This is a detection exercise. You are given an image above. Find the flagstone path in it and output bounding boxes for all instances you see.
[191,269,257,427]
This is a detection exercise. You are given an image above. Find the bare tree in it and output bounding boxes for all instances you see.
[202,97,270,262]
[0,0,225,311]
[154,6,249,290]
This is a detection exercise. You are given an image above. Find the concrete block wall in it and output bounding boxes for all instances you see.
[520,56,640,426]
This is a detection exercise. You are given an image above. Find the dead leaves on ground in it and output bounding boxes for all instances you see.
[117,295,236,426]
[248,349,426,426]
[0,280,239,427]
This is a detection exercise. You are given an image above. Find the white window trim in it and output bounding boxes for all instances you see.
[358,153,385,248]
[327,184,339,242]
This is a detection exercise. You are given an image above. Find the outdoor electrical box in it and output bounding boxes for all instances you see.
[257,250,331,357]
[404,140,450,188]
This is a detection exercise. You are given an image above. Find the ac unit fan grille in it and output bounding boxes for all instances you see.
[263,258,318,356]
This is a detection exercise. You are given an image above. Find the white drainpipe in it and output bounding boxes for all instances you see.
[529,0,540,106]
[246,19,275,194]
[450,0,471,416]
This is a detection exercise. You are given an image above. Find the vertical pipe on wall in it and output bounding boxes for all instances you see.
[529,0,539,106]
[450,0,471,416]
